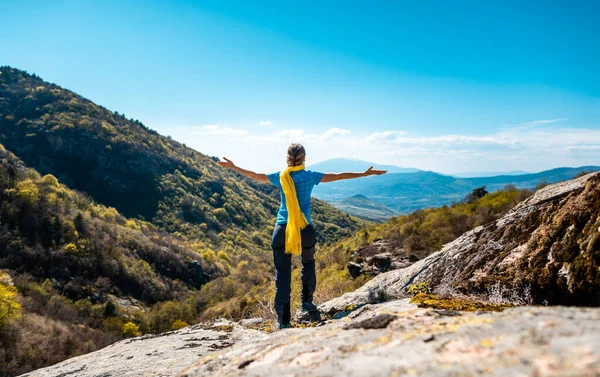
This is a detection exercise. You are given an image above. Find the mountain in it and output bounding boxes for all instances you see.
[21,174,600,377]
[0,66,365,309]
[464,166,600,191]
[0,144,221,376]
[451,170,530,178]
[0,67,367,376]
[329,194,399,222]
[313,167,600,214]
[308,158,420,174]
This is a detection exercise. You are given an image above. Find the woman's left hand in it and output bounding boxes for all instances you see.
[364,166,387,176]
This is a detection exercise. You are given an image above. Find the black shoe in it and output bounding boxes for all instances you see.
[301,302,319,312]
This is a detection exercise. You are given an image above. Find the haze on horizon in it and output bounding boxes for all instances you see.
[1,0,598,174]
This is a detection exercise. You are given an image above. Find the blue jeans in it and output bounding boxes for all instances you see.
[271,223,317,325]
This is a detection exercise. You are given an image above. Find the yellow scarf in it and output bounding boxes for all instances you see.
[280,164,308,255]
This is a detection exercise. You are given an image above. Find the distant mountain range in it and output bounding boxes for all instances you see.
[308,158,420,174]
[450,170,530,178]
[311,162,600,218]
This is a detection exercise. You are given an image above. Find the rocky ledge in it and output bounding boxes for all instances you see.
[182,301,600,377]
[21,300,600,377]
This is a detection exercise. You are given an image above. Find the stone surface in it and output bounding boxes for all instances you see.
[19,325,265,377]
[180,301,600,377]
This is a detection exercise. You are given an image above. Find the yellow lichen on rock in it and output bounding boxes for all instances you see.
[410,293,512,312]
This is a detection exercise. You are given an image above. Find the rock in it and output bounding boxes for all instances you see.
[19,326,265,377]
[179,303,600,377]
[342,313,397,329]
[349,239,413,278]
[347,262,363,279]
[239,318,265,327]
[371,252,392,271]
[318,172,600,312]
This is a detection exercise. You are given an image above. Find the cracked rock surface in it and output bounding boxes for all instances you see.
[19,325,265,377]
[181,300,600,377]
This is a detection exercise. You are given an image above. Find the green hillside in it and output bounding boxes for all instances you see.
[0,67,363,246]
[0,144,225,375]
[314,185,534,298]
[0,66,366,315]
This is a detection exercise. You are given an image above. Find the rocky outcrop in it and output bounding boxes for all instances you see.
[19,321,267,377]
[323,172,600,312]
[23,300,600,377]
[181,302,600,377]
[347,239,413,278]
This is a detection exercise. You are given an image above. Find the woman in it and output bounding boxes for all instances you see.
[218,143,386,328]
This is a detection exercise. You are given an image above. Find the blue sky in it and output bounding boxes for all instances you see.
[1,0,599,173]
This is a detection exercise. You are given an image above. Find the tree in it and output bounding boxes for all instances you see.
[14,179,40,205]
[0,278,22,328]
[462,186,489,204]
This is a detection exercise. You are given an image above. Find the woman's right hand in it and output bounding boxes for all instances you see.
[217,157,235,169]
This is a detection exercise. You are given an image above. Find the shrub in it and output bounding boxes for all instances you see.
[41,174,59,187]
[64,243,78,254]
[125,219,140,230]
[122,321,141,337]
[217,250,231,264]
[170,319,189,330]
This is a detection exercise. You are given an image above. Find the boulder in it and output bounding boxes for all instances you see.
[347,262,363,279]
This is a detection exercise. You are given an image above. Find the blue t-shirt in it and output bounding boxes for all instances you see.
[268,169,324,225]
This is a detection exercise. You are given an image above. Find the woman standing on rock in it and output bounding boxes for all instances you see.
[218,143,386,328]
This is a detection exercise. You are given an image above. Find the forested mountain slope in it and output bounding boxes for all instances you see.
[0,66,365,311]
[0,67,363,246]
[0,67,365,376]
[0,144,222,376]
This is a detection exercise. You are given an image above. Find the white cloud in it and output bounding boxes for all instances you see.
[365,130,407,142]
[259,121,272,125]
[178,123,600,174]
[201,125,248,137]
[566,145,600,151]
[520,118,568,127]
[319,127,351,141]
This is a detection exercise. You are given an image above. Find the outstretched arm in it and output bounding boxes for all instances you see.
[321,166,386,183]
[217,158,270,183]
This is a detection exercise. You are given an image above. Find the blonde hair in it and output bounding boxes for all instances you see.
[287,143,306,166]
